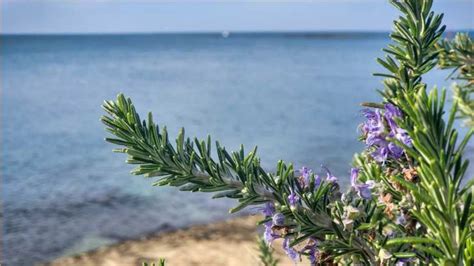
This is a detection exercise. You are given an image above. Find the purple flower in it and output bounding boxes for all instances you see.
[288,188,300,208]
[263,222,278,245]
[363,109,385,135]
[362,109,383,132]
[304,238,319,265]
[300,166,311,180]
[326,174,338,183]
[299,166,312,188]
[396,214,407,225]
[388,142,404,159]
[350,168,373,200]
[262,213,286,245]
[308,251,317,265]
[350,168,360,187]
[272,213,285,226]
[363,108,377,119]
[261,202,275,217]
[313,174,322,187]
[372,146,389,163]
[366,134,387,146]
[261,202,280,244]
[393,128,412,147]
[384,104,402,129]
[298,167,322,189]
[396,257,416,266]
[261,203,288,245]
[384,103,402,118]
[322,166,338,183]
[356,184,372,199]
[283,237,299,262]
[362,104,412,163]
[385,104,412,148]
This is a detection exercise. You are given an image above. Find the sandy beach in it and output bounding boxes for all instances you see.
[47,216,304,266]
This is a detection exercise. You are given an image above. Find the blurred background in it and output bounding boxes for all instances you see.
[2,0,473,265]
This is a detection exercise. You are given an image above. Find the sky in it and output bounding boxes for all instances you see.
[2,0,473,34]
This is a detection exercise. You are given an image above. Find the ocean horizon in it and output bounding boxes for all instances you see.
[2,30,472,37]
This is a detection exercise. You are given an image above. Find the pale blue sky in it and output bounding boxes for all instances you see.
[2,0,473,34]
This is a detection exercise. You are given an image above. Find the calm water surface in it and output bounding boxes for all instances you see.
[2,33,469,265]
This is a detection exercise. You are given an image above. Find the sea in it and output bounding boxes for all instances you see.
[2,32,472,265]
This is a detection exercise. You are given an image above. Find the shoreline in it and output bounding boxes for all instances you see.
[46,215,301,266]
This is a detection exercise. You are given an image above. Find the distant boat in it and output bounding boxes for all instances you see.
[221,31,230,38]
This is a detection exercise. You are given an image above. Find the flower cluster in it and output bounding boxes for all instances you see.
[261,202,302,262]
[271,162,417,264]
[298,167,322,188]
[260,166,338,264]
[362,104,412,163]
[350,167,375,200]
[361,104,420,230]
[261,202,280,245]
[258,104,417,264]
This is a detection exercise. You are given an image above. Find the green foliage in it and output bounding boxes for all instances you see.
[438,33,473,81]
[437,33,474,127]
[102,0,473,264]
[102,93,275,208]
[257,237,279,266]
[102,84,377,265]
[142,258,165,266]
[102,92,366,258]
[371,1,473,264]
[376,0,445,99]
[391,88,473,264]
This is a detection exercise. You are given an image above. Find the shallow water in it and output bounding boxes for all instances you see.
[2,33,470,265]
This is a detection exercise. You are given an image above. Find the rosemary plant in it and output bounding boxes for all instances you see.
[437,33,473,127]
[257,237,279,266]
[102,0,473,264]
[143,259,165,266]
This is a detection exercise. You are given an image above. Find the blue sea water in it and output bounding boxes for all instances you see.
[2,33,471,265]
